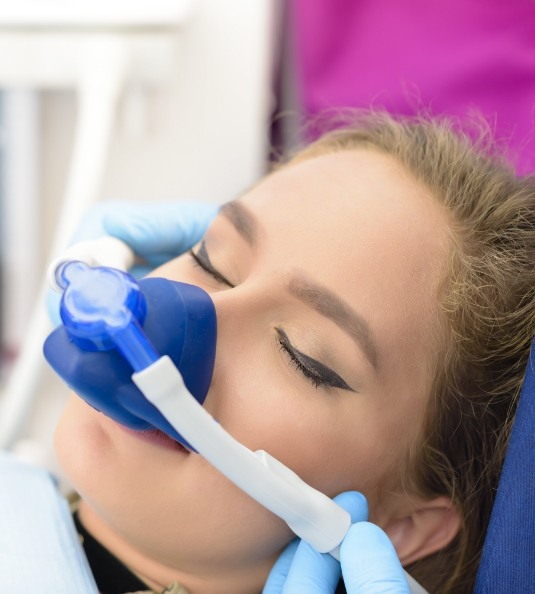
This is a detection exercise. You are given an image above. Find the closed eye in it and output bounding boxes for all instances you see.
[276,328,356,392]
[189,241,235,288]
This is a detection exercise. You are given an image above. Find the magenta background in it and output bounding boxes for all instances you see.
[291,0,535,173]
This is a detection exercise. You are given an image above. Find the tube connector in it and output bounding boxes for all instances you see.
[56,260,159,371]
[48,236,135,293]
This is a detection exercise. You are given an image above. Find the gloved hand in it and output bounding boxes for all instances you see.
[263,491,411,594]
[99,201,219,271]
[47,201,218,325]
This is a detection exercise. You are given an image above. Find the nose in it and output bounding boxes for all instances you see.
[202,279,276,417]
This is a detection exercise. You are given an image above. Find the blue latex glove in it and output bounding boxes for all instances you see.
[263,492,411,594]
[100,201,218,272]
[47,201,218,325]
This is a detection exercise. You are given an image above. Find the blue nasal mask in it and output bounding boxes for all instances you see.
[44,261,216,448]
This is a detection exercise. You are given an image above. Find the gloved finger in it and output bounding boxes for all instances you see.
[265,492,368,594]
[102,201,219,264]
[333,491,369,523]
[281,539,341,594]
[340,522,410,594]
[262,540,299,594]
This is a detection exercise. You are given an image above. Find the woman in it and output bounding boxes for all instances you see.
[53,112,535,593]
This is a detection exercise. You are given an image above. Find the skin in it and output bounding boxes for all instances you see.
[55,149,455,593]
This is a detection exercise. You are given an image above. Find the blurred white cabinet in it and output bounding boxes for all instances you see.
[0,0,275,456]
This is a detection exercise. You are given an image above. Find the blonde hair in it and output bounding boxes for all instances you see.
[287,112,535,593]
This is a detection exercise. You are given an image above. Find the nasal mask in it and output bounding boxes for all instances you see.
[44,237,426,594]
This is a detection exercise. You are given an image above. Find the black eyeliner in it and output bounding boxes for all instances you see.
[276,328,355,392]
[189,242,235,288]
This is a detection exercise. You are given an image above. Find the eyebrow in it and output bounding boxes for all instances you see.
[287,276,379,370]
[220,199,379,370]
[220,201,259,247]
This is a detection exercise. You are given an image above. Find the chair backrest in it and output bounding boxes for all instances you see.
[474,338,535,592]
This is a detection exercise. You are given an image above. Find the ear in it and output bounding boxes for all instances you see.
[381,496,461,566]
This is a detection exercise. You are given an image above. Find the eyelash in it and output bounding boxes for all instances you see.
[276,327,354,392]
[277,337,327,389]
[189,244,235,288]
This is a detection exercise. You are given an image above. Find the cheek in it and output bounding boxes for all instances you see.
[55,396,113,486]
[56,398,296,570]
[207,351,399,504]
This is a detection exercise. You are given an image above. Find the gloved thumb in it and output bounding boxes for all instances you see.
[340,522,411,594]
[262,540,299,594]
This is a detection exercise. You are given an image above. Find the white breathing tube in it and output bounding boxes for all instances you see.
[49,236,428,594]
[133,355,351,556]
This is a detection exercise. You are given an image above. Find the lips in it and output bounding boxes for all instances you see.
[118,425,191,454]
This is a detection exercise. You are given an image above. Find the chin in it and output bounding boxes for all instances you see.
[54,395,118,493]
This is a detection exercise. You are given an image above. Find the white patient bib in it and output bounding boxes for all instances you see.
[0,451,98,593]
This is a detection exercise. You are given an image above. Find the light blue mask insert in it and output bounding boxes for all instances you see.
[56,261,158,370]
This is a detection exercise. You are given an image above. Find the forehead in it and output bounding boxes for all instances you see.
[240,149,450,272]
[239,148,452,379]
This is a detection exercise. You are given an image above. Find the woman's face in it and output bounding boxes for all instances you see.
[55,149,452,590]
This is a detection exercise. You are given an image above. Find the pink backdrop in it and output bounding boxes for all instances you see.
[291,0,535,173]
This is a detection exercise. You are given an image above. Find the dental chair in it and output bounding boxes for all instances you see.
[473,339,535,592]
[1,337,534,592]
